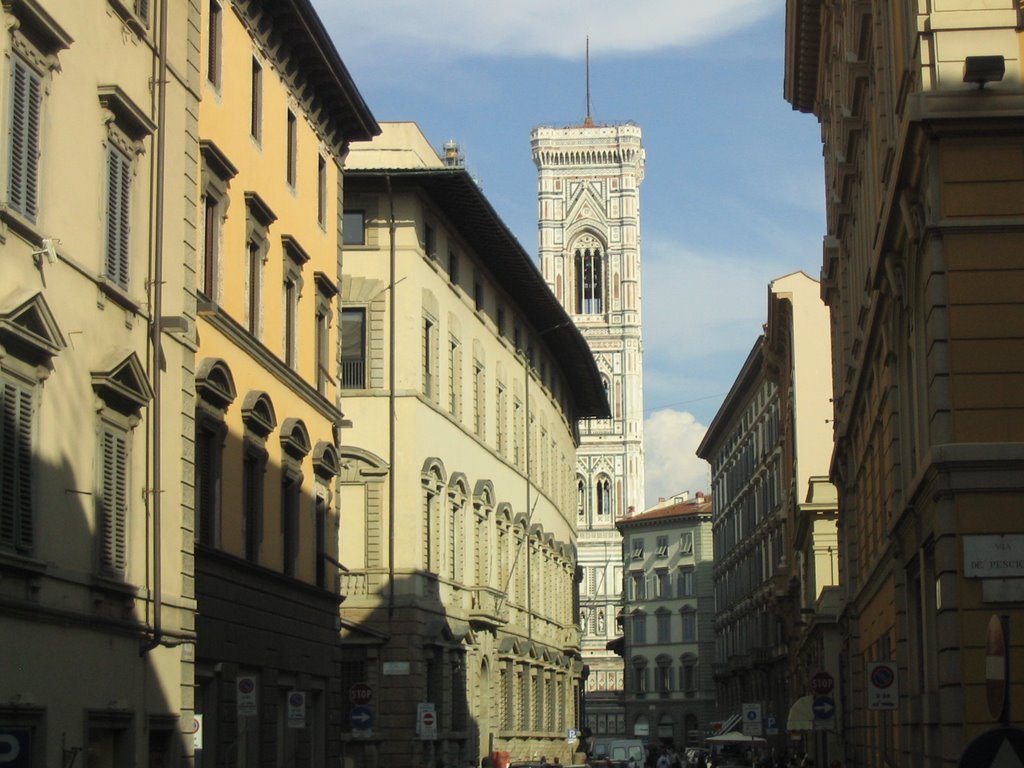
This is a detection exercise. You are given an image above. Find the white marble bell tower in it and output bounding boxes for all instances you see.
[531,118,646,738]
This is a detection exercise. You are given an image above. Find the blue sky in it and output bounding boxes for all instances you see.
[312,1,827,505]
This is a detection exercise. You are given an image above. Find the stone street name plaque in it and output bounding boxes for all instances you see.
[964,535,1024,578]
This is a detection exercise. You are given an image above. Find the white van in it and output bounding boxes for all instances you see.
[588,738,646,767]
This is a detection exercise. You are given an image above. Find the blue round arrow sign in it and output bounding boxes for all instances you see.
[812,696,835,720]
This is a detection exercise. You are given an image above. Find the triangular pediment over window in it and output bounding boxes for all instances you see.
[565,182,608,228]
[0,290,66,364]
[92,351,153,413]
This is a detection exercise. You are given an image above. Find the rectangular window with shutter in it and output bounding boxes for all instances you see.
[286,109,297,187]
[243,445,264,562]
[207,0,222,86]
[250,58,262,141]
[105,144,132,290]
[1,378,34,554]
[7,55,42,222]
[195,418,222,547]
[134,0,150,27]
[657,611,671,643]
[317,154,327,227]
[282,472,300,577]
[98,427,129,576]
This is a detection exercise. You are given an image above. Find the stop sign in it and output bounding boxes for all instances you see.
[349,682,373,705]
[811,671,834,696]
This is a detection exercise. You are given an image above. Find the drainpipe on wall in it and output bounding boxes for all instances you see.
[386,173,397,627]
[141,0,170,656]
[524,348,532,640]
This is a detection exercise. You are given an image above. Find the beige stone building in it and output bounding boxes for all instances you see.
[0,0,198,763]
[786,1,1024,765]
[763,273,840,763]
[192,1,377,766]
[532,120,646,739]
[613,493,716,748]
[696,272,837,754]
[337,123,608,767]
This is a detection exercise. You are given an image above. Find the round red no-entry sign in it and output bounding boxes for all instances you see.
[986,615,1007,721]
[811,671,835,696]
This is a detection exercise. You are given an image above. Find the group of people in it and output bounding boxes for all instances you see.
[651,746,699,768]
[745,751,817,768]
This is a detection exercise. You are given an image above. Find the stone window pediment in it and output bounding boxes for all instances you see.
[241,390,276,437]
[312,440,339,478]
[97,85,155,144]
[196,358,237,411]
[0,291,65,365]
[91,351,152,415]
[280,417,310,459]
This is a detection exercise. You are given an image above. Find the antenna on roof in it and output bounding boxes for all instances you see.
[584,36,594,127]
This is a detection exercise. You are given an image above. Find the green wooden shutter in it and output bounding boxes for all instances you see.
[100,429,128,574]
[7,57,42,221]
[1,380,33,552]
[105,145,131,290]
[134,0,150,26]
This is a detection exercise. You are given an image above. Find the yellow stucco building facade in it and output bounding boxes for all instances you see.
[192,1,377,765]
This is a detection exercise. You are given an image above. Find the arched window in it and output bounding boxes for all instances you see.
[573,234,604,314]
[596,475,612,517]
[195,358,237,549]
[576,475,587,517]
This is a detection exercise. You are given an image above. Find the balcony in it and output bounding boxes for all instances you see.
[341,358,365,389]
[468,586,509,627]
[340,570,368,597]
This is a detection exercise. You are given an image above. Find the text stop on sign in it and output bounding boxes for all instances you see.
[349,682,373,705]
[811,671,834,696]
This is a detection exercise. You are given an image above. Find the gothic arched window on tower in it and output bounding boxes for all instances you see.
[574,236,604,314]
[596,475,612,517]
[577,475,587,518]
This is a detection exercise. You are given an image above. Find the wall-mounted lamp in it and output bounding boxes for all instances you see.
[963,55,1005,88]
[31,237,59,264]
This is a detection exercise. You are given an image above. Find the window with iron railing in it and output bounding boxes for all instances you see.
[341,308,366,388]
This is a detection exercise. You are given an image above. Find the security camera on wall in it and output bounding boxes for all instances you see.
[32,238,59,265]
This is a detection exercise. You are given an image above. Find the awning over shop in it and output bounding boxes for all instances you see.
[787,695,815,731]
[715,713,741,735]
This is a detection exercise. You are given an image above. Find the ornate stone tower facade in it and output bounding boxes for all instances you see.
[532,121,646,737]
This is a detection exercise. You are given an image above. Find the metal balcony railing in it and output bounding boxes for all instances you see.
[341,358,365,389]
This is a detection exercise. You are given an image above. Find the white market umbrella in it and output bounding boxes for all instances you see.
[706,731,766,744]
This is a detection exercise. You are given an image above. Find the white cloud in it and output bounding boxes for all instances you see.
[313,0,775,60]
[644,408,710,507]
[642,238,768,370]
